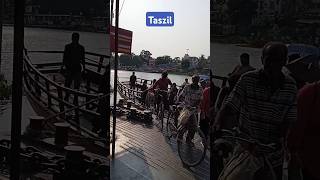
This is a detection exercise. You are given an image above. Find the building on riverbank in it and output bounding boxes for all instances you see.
[4,0,108,32]
[211,0,320,46]
[23,14,108,32]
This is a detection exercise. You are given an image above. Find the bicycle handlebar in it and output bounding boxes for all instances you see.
[220,129,276,151]
[154,89,169,93]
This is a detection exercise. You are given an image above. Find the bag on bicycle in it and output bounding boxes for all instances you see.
[178,108,192,126]
[218,145,278,180]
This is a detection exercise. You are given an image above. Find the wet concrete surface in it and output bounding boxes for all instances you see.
[110,117,210,180]
[0,96,210,179]
[0,96,37,139]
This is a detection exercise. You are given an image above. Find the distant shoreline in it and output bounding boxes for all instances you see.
[212,35,266,49]
[3,24,107,34]
[114,68,208,76]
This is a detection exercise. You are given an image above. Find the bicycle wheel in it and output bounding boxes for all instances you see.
[177,127,207,167]
[156,103,164,130]
[166,111,172,136]
[166,120,177,140]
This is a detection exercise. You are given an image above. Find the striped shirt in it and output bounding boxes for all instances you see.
[180,84,203,108]
[224,69,297,166]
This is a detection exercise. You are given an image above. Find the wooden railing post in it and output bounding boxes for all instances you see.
[57,88,65,118]
[35,74,41,99]
[97,56,104,73]
[74,94,80,126]
[132,90,135,103]
[46,80,52,108]
[222,79,227,87]
[23,69,31,91]
[86,79,91,109]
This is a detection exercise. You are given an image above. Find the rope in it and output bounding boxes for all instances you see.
[120,0,126,15]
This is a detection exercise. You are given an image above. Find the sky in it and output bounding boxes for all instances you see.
[114,0,210,58]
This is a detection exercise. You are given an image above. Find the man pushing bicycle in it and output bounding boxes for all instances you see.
[176,75,203,145]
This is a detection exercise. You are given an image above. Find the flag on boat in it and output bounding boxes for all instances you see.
[110,25,133,54]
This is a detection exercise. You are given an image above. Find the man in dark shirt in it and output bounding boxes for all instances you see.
[63,32,85,101]
[149,71,172,110]
[228,53,255,85]
[129,72,137,89]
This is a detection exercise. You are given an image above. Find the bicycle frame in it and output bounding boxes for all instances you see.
[216,128,278,180]
[175,106,208,167]
[155,89,168,130]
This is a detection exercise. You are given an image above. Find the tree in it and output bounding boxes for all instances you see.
[226,0,257,35]
[198,55,208,69]
[119,54,131,66]
[172,57,181,64]
[139,50,152,63]
[132,55,144,67]
[155,55,172,65]
[140,50,152,58]
[181,59,190,70]
[119,54,143,67]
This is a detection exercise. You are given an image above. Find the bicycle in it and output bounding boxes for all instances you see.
[166,104,183,139]
[213,128,278,180]
[154,89,168,131]
[166,104,208,167]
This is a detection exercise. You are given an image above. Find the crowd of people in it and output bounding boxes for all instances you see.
[128,41,320,180]
[211,42,320,180]
[61,31,319,179]
[129,71,211,140]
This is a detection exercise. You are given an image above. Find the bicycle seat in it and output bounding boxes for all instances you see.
[176,103,184,108]
[188,106,197,111]
[170,105,177,109]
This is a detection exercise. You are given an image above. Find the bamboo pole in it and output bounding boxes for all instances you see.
[10,0,25,179]
[111,0,119,159]
[0,0,3,71]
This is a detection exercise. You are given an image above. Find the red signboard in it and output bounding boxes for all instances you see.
[110,26,133,54]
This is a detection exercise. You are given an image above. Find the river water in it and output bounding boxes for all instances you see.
[0,26,191,106]
[211,43,262,77]
[1,26,190,82]
[0,26,265,104]
[0,27,267,137]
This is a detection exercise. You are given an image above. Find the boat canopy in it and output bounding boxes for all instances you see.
[287,44,320,58]
[199,75,209,82]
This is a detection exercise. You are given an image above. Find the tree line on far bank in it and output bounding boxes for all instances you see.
[110,50,210,71]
